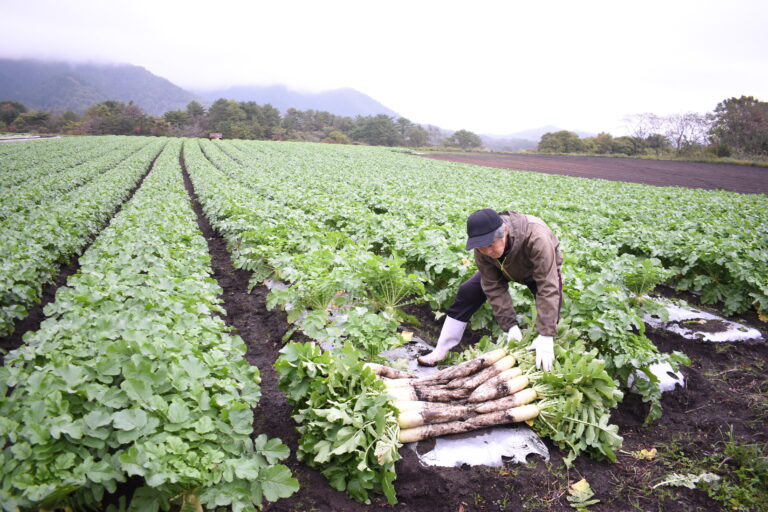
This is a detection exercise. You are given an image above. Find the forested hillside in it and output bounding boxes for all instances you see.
[0,59,198,115]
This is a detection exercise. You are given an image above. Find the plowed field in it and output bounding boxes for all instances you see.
[421,153,768,195]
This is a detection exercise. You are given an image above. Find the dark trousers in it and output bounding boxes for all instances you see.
[445,271,561,323]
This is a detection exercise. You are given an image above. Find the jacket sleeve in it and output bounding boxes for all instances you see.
[474,251,518,331]
[527,226,562,337]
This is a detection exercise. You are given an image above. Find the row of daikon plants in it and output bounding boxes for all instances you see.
[0,136,120,188]
[0,140,297,511]
[0,137,163,337]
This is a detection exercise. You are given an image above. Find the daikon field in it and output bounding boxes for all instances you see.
[1,136,766,512]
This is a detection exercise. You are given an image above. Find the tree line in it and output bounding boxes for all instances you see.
[0,98,484,149]
[4,95,762,158]
[537,96,768,159]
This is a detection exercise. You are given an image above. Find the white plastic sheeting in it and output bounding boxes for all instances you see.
[645,300,763,343]
[379,337,441,378]
[627,361,686,392]
[408,426,549,468]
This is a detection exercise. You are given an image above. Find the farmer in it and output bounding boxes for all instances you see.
[418,209,563,371]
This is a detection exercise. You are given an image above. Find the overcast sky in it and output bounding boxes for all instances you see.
[2,0,767,135]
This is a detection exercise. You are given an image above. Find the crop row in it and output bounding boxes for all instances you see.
[0,139,166,337]
[0,140,297,511]
[0,137,124,188]
[0,138,152,221]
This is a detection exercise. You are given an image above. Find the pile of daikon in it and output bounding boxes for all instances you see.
[369,326,625,466]
[367,348,541,443]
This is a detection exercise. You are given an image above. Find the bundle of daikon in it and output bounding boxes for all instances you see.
[369,348,542,443]
[438,325,626,466]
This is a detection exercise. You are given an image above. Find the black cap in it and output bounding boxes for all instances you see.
[466,209,503,250]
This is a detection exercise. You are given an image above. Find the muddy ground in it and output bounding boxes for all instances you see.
[1,154,766,511]
[420,152,768,195]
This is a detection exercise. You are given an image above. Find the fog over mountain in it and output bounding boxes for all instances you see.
[0,58,400,120]
[0,58,198,115]
[195,85,399,118]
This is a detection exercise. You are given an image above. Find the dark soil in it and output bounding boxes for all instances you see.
[177,153,767,511]
[675,319,730,333]
[419,153,768,195]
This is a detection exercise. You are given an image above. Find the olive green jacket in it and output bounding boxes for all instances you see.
[473,211,563,336]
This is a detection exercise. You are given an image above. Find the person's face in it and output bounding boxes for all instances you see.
[477,228,507,259]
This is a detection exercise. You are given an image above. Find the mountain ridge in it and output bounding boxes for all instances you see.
[0,58,199,115]
[194,84,399,118]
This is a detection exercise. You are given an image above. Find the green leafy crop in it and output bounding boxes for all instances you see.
[0,141,297,511]
[275,342,401,505]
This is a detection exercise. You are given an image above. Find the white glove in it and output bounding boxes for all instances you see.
[527,335,554,372]
[507,325,522,342]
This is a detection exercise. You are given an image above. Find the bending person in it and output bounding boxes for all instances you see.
[418,209,563,371]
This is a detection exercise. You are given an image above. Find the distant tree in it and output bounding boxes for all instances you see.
[279,108,352,142]
[256,104,281,139]
[163,109,192,136]
[84,100,135,135]
[623,113,664,140]
[164,110,190,127]
[237,101,265,138]
[227,121,259,140]
[395,117,412,139]
[282,108,303,132]
[271,127,287,141]
[594,132,614,154]
[444,129,483,150]
[207,99,247,139]
[538,130,583,153]
[350,115,401,146]
[324,130,351,144]
[665,112,710,153]
[311,111,335,133]
[709,96,768,156]
[10,111,50,133]
[579,137,598,153]
[612,136,643,156]
[426,125,442,146]
[186,101,206,118]
[405,125,429,147]
[42,110,80,134]
[644,133,671,156]
[61,110,79,124]
[0,101,26,126]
